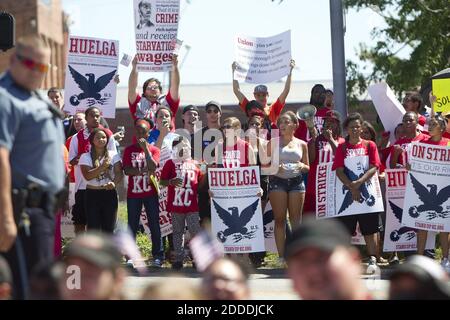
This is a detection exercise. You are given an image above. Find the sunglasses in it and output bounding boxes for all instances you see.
[249,122,262,127]
[207,109,219,114]
[221,125,233,130]
[16,54,49,73]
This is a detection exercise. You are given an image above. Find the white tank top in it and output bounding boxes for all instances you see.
[276,140,303,179]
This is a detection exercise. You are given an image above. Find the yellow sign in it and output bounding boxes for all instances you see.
[432,78,450,113]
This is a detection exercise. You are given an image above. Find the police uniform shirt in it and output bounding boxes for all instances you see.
[0,72,65,193]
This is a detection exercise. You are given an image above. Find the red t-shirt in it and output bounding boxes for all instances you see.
[160,159,202,214]
[240,97,284,126]
[220,139,252,168]
[443,131,450,139]
[332,139,381,171]
[294,107,332,142]
[391,132,429,167]
[304,136,345,213]
[128,91,179,129]
[418,136,450,146]
[122,144,161,198]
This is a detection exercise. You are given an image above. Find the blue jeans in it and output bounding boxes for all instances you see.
[127,196,164,260]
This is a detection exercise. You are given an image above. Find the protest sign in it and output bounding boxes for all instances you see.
[368,82,405,143]
[262,201,277,254]
[133,0,180,72]
[432,78,450,113]
[209,166,265,253]
[139,143,174,238]
[383,169,435,252]
[64,35,118,118]
[316,162,384,219]
[234,30,291,84]
[402,143,450,232]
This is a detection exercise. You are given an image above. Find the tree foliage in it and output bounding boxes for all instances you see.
[345,0,450,102]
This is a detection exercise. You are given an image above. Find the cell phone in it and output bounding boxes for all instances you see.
[117,126,125,134]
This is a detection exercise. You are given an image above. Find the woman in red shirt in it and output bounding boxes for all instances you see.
[415,115,450,273]
[332,113,382,273]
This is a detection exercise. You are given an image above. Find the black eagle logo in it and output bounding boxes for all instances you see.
[263,209,274,238]
[213,199,259,243]
[408,174,450,219]
[68,66,117,106]
[338,167,376,214]
[388,200,416,241]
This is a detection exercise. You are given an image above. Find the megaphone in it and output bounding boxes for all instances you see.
[296,104,317,128]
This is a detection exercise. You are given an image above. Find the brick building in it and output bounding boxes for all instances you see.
[0,0,68,89]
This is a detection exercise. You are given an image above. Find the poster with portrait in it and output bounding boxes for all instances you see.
[209,167,265,253]
[133,0,180,72]
[64,35,118,118]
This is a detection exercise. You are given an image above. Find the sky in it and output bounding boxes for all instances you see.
[61,0,386,87]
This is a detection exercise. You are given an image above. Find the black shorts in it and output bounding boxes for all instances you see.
[71,189,87,225]
[336,213,380,236]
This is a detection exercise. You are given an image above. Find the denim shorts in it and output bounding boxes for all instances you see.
[268,175,305,193]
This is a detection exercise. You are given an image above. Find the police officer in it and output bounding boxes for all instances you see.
[0,35,66,299]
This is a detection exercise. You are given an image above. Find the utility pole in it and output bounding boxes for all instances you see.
[329,0,348,117]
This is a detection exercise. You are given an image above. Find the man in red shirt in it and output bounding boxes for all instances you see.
[127,54,180,129]
[122,119,163,267]
[231,60,295,128]
[295,84,332,142]
[160,137,204,270]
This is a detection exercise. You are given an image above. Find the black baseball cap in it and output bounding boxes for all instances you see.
[389,255,450,299]
[285,218,351,259]
[205,101,222,113]
[64,232,123,270]
[183,104,199,114]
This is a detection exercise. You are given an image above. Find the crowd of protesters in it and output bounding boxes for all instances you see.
[1,35,450,300]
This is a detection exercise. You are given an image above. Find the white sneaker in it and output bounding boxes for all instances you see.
[366,256,380,275]
[441,258,450,273]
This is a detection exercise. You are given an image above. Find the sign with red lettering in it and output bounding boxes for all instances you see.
[208,167,265,253]
[64,35,119,118]
[402,143,450,232]
[383,169,436,251]
[133,0,180,72]
[234,30,291,84]
[316,163,384,218]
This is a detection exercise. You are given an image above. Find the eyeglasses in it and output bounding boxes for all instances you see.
[207,109,219,114]
[146,85,160,90]
[221,125,233,130]
[16,54,49,73]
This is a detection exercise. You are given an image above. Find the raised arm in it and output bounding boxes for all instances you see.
[128,55,139,104]
[278,59,295,104]
[169,55,180,102]
[231,62,246,105]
